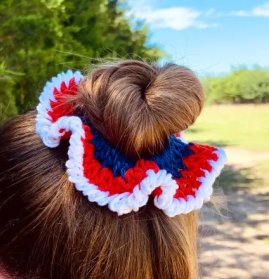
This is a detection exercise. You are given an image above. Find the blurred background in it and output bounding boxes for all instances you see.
[0,0,268,278]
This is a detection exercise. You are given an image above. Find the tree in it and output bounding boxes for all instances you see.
[0,0,164,119]
[0,61,18,122]
[203,68,269,104]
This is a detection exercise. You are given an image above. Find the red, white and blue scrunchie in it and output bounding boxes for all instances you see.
[36,70,227,217]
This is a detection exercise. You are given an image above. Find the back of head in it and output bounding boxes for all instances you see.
[0,61,203,279]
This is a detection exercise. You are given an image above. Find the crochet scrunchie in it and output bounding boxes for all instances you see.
[36,70,227,217]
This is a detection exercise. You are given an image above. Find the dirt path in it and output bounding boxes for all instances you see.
[224,147,269,167]
[199,147,269,279]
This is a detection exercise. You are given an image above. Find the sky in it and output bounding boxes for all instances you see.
[128,0,269,76]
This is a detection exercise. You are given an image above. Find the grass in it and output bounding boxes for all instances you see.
[184,104,269,191]
[185,104,269,152]
[259,159,269,172]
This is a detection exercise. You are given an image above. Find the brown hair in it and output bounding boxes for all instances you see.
[78,61,204,157]
[0,60,204,279]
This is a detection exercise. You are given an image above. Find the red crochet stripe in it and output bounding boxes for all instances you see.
[82,125,160,196]
[152,144,218,199]
[173,144,218,200]
[48,78,78,123]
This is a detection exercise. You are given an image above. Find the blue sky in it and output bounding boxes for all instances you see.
[129,0,269,76]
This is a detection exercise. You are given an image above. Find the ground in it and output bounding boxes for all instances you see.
[185,105,269,279]
[200,148,269,279]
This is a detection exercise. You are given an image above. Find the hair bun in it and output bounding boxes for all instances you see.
[77,60,204,157]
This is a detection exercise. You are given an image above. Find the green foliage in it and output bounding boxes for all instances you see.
[0,61,19,122]
[203,68,269,104]
[0,0,163,119]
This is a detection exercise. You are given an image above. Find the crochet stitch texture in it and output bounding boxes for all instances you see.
[36,70,227,217]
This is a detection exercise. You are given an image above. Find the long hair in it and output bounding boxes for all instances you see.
[0,60,204,279]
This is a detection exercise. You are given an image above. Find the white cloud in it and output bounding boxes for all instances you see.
[230,1,269,18]
[252,2,269,17]
[130,1,269,32]
[133,6,217,31]
[229,10,249,17]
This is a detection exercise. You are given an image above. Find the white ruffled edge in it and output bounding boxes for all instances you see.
[162,147,227,217]
[36,71,227,217]
[36,70,84,148]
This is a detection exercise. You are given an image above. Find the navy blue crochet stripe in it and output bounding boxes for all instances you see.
[80,115,193,179]
[89,122,137,178]
[146,134,194,178]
